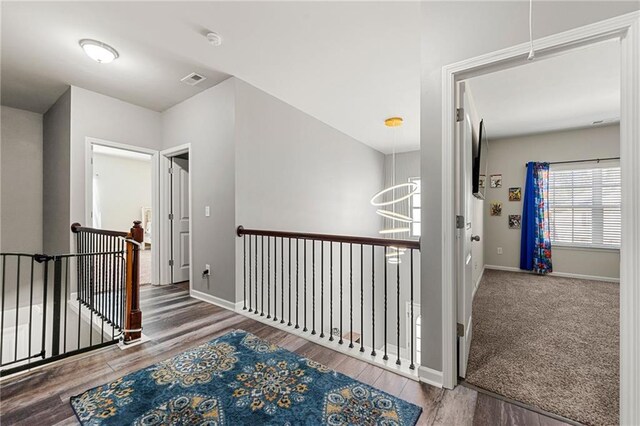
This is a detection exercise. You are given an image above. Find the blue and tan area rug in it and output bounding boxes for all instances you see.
[70,330,422,425]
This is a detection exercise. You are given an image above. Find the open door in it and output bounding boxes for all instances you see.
[170,156,190,283]
[456,82,476,378]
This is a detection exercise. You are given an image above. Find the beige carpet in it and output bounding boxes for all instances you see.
[466,269,619,426]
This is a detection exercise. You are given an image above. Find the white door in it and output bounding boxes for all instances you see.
[456,82,476,378]
[171,157,190,283]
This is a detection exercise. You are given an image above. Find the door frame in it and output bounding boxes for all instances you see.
[441,11,640,424]
[84,137,160,286]
[159,144,193,291]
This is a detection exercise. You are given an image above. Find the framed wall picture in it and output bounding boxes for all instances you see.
[509,214,522,229]
[490,202,502,216]
[509,187,522,201]
[490,174,502,188]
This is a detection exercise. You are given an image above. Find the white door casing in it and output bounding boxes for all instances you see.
[441,12,640,425]
[456,82,474,378]
[171,157,190,283]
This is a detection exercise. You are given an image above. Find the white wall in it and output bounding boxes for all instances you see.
[43,89,71,254]
[1,106,43,253]
[161,78,236,295]
[483,125,620,279]
[92,153,152,231]
[69,86,161,236]
[420,1,639,372]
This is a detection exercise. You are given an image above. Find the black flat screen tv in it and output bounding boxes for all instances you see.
[472,119,489,199]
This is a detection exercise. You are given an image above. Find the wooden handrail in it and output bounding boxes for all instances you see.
[236,226,420,250]
[71,223,128,237]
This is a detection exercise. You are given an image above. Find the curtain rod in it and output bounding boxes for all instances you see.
[524,157,620,167]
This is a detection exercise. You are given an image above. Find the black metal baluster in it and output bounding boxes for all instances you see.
[312,241,316,335]
[267,237,271,319]
[253,235,258,315]
[371,246,376,357]
[410,249,415,370]
[52,256,62,356]
[349,243,353,348]
[41,258,49,357]
[303,239,307,332]
[396,257,401,365]
[288,238,292,327]
[0,256,5,362]
[339,243,343,345]
[281,238,284,324]
[295,238,299,329]
[14,256,21,362]
[28,257,34,364]
[109,237,115,338]
[320,242,325,338]
[64,258,69,353]
[261,236,264,316]
[273,237,278,322]
[248,235,252,312]
[329,243,333,342]
[243,235,247,310]
[360,244,364,352]
[101,240,107,343]
[383,247,388,361]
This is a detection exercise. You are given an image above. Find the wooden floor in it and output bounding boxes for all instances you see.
[0,283,572,426]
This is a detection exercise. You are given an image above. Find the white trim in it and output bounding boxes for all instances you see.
[159,144,193,291]
[84,137,160,286]
[418,366,443,388]
[441,12,640,423]
[484,264,620,283]
[190,289,244,311]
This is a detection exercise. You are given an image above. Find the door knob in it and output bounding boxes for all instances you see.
[471,235,480,242]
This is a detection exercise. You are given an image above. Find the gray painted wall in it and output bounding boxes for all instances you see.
[1,106,43,253]
[235,78,385,305]
[484,125,620,279]
[161,78,236,298]
[69,86,162,236]
[420,1,639,371]
[43,89,71,254]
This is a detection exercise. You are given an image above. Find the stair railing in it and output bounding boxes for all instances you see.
[237,226,420,370]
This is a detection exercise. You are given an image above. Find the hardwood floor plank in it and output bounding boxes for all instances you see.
[0,283,551,426]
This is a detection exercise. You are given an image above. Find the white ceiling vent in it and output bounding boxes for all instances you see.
[181,72,206,86]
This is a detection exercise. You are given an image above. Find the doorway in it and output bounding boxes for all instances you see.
[442,11,640,425]
[85,138,160,286]
[160,145,192,287]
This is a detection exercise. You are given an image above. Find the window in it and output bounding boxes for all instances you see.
[548,164,621,249]
[410,178,421,237]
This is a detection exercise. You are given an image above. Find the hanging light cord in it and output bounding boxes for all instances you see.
[527,0,535,60]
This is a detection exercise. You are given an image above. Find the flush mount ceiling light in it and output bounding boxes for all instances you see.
[79,39,119,63]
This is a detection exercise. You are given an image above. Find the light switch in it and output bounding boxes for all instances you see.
[205,206,210,217]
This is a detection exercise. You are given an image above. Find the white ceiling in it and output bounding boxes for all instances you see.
[465,39,620,140]
[1,2,421,153]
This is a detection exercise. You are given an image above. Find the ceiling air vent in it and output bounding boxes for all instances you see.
[181,72,206,86]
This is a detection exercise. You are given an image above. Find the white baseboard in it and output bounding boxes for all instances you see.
[484,264,619,283]
[190,289,245,311]
[418,365,443,388]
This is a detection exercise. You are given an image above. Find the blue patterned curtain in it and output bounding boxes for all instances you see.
[520,162,552,274]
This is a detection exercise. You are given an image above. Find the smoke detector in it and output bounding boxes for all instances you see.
[181,72,207,86]
[206,32,222,46]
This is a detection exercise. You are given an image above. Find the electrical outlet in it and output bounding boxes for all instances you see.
[205,264,210,272]
[497,247,503,255]
[205,206,210,217]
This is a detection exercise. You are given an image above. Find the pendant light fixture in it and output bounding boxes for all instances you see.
[370,117,417,263]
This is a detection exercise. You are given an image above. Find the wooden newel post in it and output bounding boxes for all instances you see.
[125,220,144,342]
